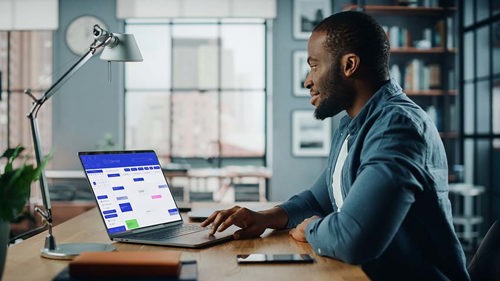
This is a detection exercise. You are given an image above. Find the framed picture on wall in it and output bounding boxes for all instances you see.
[293,0,331,40]
[293,51,310,96]
[292,110,331,157]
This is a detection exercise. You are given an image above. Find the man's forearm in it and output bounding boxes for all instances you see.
[259,206,289,230]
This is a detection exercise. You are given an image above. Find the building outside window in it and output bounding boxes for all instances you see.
[0,31,53,164]
[124,19,267,168]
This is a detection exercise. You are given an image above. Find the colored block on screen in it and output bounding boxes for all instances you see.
[126,219,139,229]
[119,203,133,212]
[109,226,126,234]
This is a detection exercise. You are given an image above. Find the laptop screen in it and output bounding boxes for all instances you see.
[79,151,182,235]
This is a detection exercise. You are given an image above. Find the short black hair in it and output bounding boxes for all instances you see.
[313,11,390,82]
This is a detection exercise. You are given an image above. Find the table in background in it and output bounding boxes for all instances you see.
[449,183,486,253]
[3,206,368,281]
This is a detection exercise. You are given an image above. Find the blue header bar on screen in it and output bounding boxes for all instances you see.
[80,152,160,169]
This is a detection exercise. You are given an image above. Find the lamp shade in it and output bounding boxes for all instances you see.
[100,33,143,62]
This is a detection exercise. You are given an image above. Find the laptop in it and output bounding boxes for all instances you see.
[78,150,237,248]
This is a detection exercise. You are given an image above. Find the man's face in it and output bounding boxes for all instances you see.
[305,31,356,120]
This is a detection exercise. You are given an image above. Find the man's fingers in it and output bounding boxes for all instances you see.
[198,206,255,235]
[200,211,219,227]
[217,207,250,231]
[218,211,249,232]
[206,206,242,234]
[209,211,230,234]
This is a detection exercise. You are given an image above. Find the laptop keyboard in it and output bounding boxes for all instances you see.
[130,224,207,240]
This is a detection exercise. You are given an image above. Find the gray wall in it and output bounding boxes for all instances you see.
[51,0,342,201]
[52,0,123,169]
[269,0,335,201]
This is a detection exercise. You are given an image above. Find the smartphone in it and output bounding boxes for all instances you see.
[236,253,315,264]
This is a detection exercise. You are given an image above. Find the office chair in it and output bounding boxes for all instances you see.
[189,191,214,202]
[233,183,260,202]
[468,221,500,281]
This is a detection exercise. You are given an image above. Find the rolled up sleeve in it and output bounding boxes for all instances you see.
[279,169,333,228]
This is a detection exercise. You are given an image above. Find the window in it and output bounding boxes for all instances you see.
[0,31,53,163]
[459,0,500,228]
[124,19,267,167]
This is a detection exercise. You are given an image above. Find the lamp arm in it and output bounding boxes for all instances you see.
[28,48,97,117]
[25,45,100,223]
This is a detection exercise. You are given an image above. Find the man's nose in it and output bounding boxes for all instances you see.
[304,72,312,90]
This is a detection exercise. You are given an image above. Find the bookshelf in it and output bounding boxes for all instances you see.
[405,89,456,96]
[344,1,458,171]
[343,4,455,15]
[390,47,456,54]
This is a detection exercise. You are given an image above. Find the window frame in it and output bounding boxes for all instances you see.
[124,19,269,168]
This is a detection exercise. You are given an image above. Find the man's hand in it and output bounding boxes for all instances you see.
[201,205,288,239]
[289,216,320,242]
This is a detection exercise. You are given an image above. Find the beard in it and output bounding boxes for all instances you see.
[314,60,356,120]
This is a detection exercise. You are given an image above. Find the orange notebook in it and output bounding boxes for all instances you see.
[69,251,182,278]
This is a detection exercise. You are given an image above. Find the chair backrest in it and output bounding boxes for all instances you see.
[468,221,500,281]
[189,191,213,202]
[233,183,260,202]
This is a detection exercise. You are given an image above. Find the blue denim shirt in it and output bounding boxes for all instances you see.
[280,80,470,281]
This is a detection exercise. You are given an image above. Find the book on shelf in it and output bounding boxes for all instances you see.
[403,59,442,91]
[449,103,457,132]
[426,105,442,131]
[422,0,440,7]
[387,26,410,48]
[396,0,418,7]
[384,21,453,50]
[446,16,455,49]
[429,64,441,89]
[434,20,445,48]
[390,64,402,86]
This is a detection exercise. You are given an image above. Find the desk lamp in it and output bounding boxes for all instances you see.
[25,24,143,259]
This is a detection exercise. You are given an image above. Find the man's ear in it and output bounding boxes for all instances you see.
[341,53,360,78]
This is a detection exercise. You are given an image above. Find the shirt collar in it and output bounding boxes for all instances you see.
[339,79,403,135]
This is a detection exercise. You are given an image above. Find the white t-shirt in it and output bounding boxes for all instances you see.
[332,134,349,211]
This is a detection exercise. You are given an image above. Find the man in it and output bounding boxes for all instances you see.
[201,11,470,280]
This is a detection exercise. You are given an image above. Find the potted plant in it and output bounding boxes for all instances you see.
[0,146,46,278]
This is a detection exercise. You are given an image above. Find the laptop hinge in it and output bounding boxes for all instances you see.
[113,220,183,238]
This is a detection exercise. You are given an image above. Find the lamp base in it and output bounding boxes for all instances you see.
[40,243,116,260]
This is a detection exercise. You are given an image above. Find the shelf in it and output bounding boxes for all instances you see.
[391,47,457,54]
[405,89,456,96]
[343,5,455,15]
[449,183,486,195]
[453,216,484,225]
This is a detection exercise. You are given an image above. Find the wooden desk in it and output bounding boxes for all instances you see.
[3,208,368,281]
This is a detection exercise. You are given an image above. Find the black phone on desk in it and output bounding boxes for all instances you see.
[236,254,315,264]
